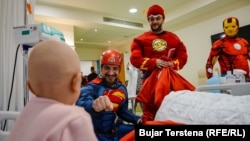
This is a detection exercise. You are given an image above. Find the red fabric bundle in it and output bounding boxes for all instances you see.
[136,67,195,109]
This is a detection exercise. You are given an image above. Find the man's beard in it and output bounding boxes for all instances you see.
[102,74,118,87]
[151,24,162,33]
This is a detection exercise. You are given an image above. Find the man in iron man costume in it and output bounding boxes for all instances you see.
[76,49,141,141]
[130,4,189,122]
[206,17,250,79]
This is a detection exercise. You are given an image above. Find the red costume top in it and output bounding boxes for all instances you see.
[130,31,188,76]
[206,36,250,78]
[206,17,250,79]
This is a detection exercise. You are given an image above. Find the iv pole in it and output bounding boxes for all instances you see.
[19,1,64,106]
[22,45,31,106]
[23,0,32,106]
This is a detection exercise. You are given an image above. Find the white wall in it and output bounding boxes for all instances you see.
[174,4,250,86]
[80,61,93,76]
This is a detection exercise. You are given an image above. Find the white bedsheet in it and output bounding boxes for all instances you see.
[155,90,250,124]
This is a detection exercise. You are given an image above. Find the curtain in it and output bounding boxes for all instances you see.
[0,0,36,112]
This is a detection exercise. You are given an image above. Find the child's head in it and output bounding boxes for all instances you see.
[27,40,81,105]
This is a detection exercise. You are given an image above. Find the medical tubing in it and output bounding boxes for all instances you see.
[2,44,20,131]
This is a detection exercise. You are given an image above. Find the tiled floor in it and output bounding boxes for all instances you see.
[128,104,143,116]
[128,97,143,115]
[135,103,143,114]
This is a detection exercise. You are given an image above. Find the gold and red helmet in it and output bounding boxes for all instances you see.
[100,49,122,66]
[223,17,239,37]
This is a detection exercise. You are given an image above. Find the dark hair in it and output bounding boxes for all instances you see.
[81,75,88,87]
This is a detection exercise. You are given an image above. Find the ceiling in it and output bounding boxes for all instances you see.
[34,0,247,49]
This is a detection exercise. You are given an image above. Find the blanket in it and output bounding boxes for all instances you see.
[155,90,250,124]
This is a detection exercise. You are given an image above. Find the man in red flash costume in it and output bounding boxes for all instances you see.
[206,17,250,79]
[130,4,189,122]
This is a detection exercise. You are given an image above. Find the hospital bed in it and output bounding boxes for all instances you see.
[195,83,250,96]
[0,111,20,141]
[155,83,250,124]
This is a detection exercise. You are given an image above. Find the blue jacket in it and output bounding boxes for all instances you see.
[76,77,140,134]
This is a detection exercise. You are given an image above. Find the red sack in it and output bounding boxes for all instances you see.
[136,67,195,109]
[136,69,160,103]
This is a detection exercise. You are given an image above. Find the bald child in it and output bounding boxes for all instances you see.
[6,40,97,141]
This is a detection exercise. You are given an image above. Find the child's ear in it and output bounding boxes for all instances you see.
[71,72,81,93]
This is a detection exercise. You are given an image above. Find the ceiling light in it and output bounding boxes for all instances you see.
[94,29,98,32]
[129,8,137,13]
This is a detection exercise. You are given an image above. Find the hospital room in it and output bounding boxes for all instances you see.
[1,0,250,141]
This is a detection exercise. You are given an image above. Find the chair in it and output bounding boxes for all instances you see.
[128,96,136,113]
[0,111,20,141]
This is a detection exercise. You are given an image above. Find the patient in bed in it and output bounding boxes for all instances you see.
[6,40,97,141]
